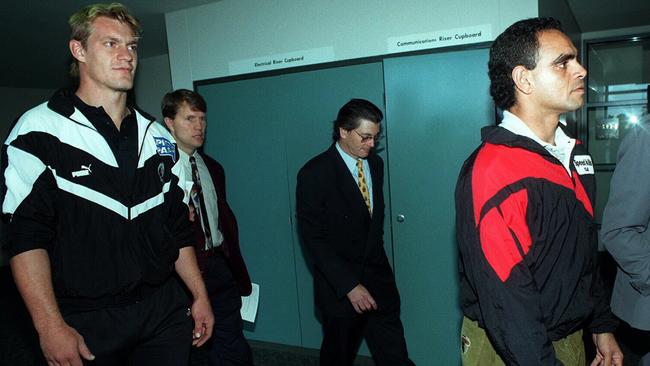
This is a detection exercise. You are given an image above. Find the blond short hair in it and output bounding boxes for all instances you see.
[68,2,140,77]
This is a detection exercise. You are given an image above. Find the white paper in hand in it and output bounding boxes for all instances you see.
[240,283,259,323]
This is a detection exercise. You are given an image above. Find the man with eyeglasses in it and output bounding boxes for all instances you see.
[296,99,414,366]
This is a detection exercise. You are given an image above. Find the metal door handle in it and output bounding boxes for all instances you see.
[396,214,405,223]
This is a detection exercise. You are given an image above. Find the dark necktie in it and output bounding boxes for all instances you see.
[189,156,213,249]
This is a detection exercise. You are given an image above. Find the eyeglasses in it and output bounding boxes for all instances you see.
[351,129,381,143]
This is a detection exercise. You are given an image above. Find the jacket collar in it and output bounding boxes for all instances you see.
[481,125,567,158]
[47,87,156,126]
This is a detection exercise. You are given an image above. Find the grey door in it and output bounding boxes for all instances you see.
[196,62,387,351]
[383,47,494,366]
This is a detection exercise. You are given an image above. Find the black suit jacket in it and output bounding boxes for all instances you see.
[296,144,400,317]
[192,151,252,296]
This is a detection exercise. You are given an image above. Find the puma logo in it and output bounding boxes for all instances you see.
[72,164,92,178]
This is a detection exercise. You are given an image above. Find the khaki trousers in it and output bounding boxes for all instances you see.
[460,317,585,366]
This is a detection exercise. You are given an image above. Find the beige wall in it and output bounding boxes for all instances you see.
[134,54,173,122]
[166,0,538,89]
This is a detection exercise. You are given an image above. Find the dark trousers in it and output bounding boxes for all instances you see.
[191,253,254,366]
[320,306,414,366]
[63,277,193,366]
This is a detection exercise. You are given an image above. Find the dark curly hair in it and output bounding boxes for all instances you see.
[488,17,563,110]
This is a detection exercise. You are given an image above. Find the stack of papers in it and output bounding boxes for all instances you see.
[240,283,259,323]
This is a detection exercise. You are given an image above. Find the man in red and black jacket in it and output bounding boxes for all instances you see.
[455,17,622,366]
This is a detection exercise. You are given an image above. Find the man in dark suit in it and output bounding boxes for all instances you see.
[162,89,254,366]
[296,99,413,366]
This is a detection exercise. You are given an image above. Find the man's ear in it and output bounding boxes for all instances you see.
[512,65,533,95]
[164,117,175,134]
[69,39,86,63]
[339,127,347,140]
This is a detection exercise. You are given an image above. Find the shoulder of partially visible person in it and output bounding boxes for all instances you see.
[5,101,55,144]
[457,137,535,228]
[366,151,384,178]
[197,151,224,172]
[297,147,334,179]
[369,151,384,165]
[132,104,156,124]
[142,119,192,202]
[146,119,180,163]
[149,118,173,138]
[2,101,63,259]
[469,142,513,182]
[3,99,68,184]
[620,117,650,145]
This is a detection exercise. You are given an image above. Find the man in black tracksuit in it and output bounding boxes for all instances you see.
[1,4,213,365]
[455,17,623,365]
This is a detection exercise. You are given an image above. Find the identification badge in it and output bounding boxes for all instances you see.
[573,155,594,175]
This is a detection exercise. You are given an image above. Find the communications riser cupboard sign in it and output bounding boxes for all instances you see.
[387,24,492,54]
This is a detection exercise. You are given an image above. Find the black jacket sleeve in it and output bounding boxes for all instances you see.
[2,121,59,257]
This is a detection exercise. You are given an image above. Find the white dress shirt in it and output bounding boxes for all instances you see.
[179,149,224,249]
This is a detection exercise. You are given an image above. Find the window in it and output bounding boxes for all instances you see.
[582,35,650,223]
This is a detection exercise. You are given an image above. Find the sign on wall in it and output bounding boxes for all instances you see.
[229,47,335,76]
[387,24,492,54]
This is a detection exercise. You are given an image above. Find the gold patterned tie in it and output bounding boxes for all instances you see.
[356,159,372,214]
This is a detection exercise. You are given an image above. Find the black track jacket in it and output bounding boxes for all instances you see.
[455,125,617,365]
[1,90,194,313]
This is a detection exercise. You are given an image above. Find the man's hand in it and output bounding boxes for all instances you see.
[190,296,214,347]
[175,247,214,346]
[39,321,94,366]
[10,250,94,366]
[188,205,196,222]
[591,332,623,366]
[346,284,377,314]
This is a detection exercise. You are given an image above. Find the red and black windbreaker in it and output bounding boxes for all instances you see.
[455,125,617,365]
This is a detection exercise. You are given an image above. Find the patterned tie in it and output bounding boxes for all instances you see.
[356,159,372,215]
[189,156,213,250]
